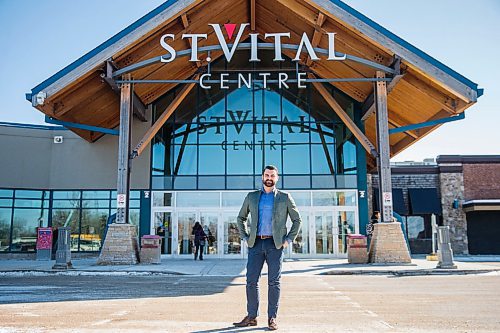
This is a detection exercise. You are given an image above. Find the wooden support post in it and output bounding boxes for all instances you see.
[116,74,132,224]
[375,71,393,223]
[250,0,256,31]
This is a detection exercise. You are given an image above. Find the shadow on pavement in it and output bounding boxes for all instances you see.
[0,275,245,305]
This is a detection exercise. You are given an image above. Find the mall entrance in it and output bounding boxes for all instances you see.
[151,190,359,258]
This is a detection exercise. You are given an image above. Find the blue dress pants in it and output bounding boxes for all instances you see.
[246,238,284,319]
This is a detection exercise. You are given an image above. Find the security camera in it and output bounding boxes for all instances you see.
[35,91,47,106]
[54,136,63,144]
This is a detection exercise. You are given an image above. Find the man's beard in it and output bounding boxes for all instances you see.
[263,179,275,187]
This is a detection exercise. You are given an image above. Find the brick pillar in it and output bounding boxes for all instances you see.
[439,172,468,254]
[97,224,139,265]
[369,222,411,263]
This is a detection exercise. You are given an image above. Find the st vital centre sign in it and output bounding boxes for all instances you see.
[159,23,346,89]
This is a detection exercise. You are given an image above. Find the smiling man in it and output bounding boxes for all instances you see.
[233,165,302,330]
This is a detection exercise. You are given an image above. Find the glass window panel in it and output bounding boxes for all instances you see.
[282,175,310,189]
[337,211,356,254]
[152,141,167,176]
[53,191,81,200]
[291,214,309,254]
[14,190,43,199]
[336,191,357,206]
[82,191,110,199]
[227,123,253,144]
[129,209,140,226]
[261,144,282,174]
[312,192,339,206]
[151,176,173,190]
[283,144,310,174]
[198,122,225,144]
[52,200,80,209]
[196,96,225,120]
[311,144,335,175]
[312,175,336,189]
[200,213,218,256]
[407,216,426,239]
[282,97,309,122]
[174,145,197,175]
[315,212,334,254]
[342,140,357,173]
[174,123,197,144]
[0,199,13,207]
[281,123,310,144]
[178,212,196,255]
[222,191,248,207]
[288,191,311,207]
[310,123,335,144]
[199,145,225,175]
[176,192,219,207]
[154,212,173,254]
[263,88,281,118]
[0,190,14,197]
[223,213,242,255]
[82,200,110,209]
[52,209,80,251]
[12,209,48,252]
[198,176,225,190]
[173,176,197,190]
[130,191,141,199]
[0,208,12,252]
[226,176,253,190]
[336,175,357,188]
[80,209,108,251]
[227,146,253,175]
[14,199,43,208]
[227,87,253,112]
[152,192,173,207]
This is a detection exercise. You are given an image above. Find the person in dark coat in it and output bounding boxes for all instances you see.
[191,222,207,260]
[366,211,380,246]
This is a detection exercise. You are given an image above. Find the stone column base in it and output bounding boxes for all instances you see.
[97,224,139,265]
[369,222,411,264]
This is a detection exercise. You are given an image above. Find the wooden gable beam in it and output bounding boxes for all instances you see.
[306,12,326,66]
[132,74,199,158]
[309,73,377,157]
[103,61,147,122]
[250,0,256,31]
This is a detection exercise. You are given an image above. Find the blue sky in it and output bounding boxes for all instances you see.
[0,0,498,161]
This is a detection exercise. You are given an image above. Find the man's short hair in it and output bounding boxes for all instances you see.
[262,165,279,175]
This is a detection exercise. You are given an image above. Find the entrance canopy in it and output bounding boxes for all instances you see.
[26,0,482,161]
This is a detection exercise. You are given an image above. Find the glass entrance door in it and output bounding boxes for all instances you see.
[200,212,218,257]
[222,212,245,258]
[177,212,196,255]
[153,211,173,254]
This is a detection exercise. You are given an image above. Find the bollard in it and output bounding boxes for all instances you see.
[436,226,457,269]
[52,227,73,269]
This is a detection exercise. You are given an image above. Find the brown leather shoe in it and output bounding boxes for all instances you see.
[268,317,278,330]
[233,315,257,327]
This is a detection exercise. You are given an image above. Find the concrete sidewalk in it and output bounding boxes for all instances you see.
[1,255,499,277]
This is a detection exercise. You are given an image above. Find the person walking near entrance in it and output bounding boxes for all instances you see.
[191,222,207,260]
[233,165,302,331]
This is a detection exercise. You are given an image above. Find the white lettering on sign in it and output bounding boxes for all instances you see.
[159,23,346,64]
[117,194,127,208]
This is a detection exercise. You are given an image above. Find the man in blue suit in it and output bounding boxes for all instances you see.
[233,165,302,331]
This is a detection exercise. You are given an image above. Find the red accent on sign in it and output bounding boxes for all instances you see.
[224,23,237,40]
[37,227,53,250]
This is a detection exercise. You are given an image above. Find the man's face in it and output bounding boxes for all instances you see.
[262,169,279,188]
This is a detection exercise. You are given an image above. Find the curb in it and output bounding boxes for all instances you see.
[322,269,500,276]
